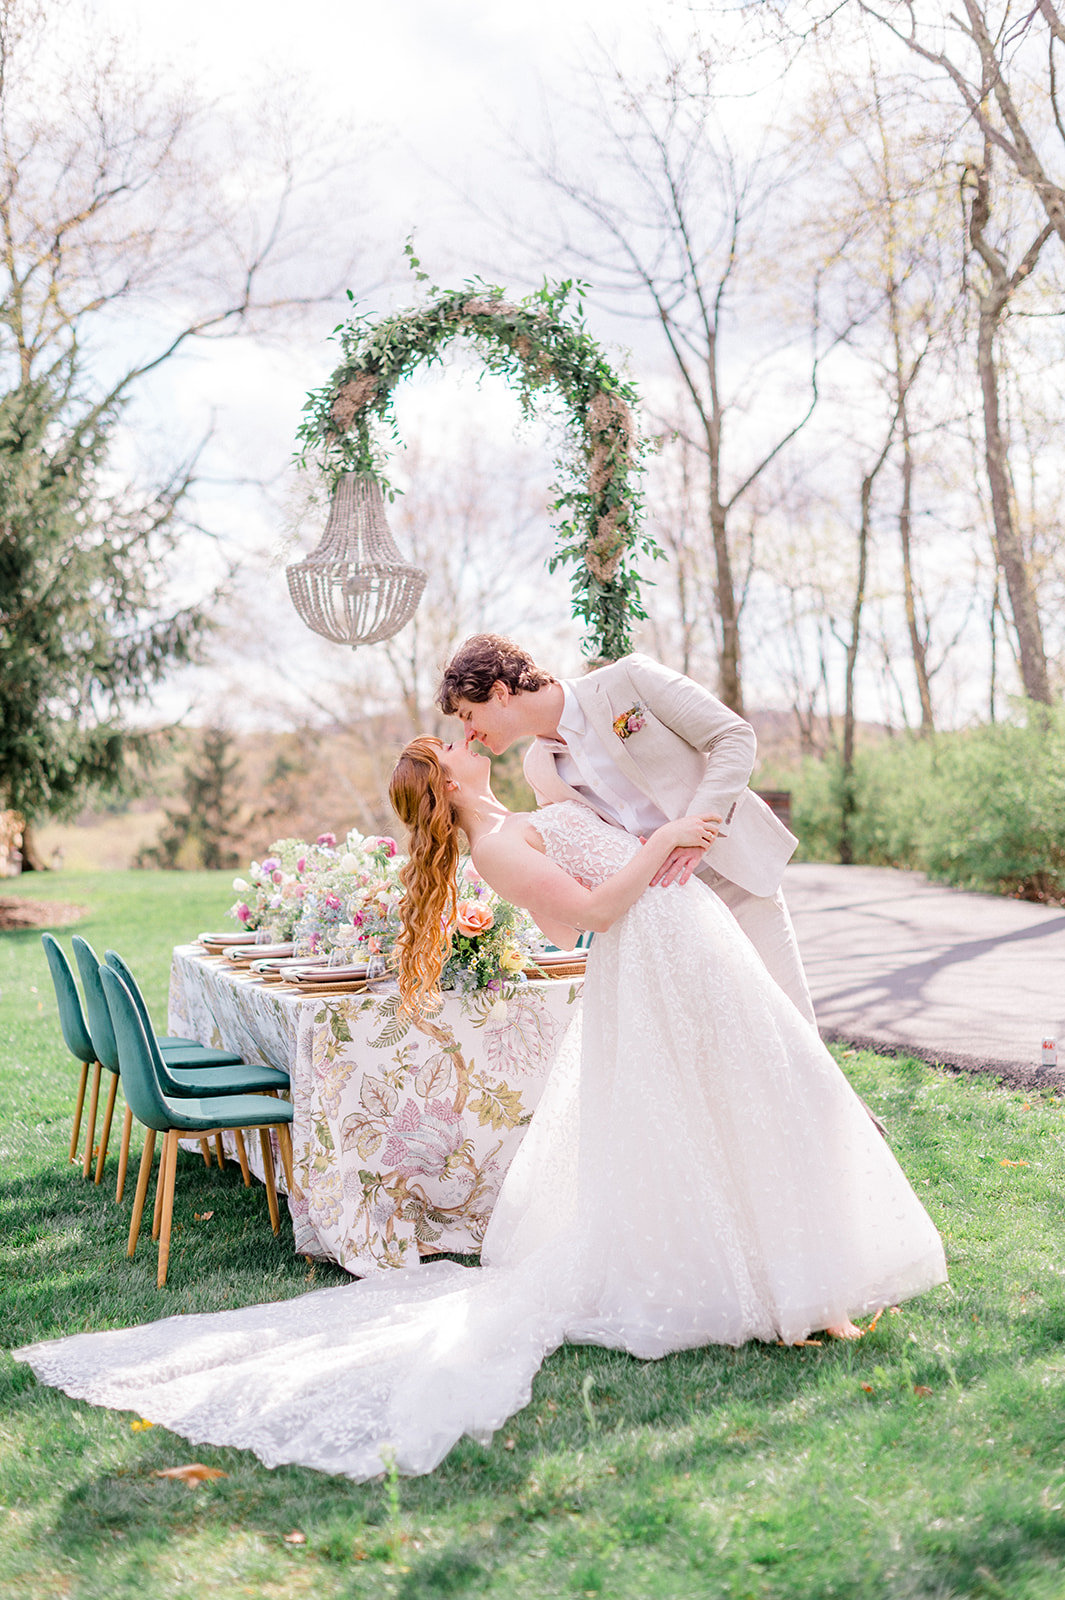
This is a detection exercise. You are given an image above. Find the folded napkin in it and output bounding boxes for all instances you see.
[225,942,294,962]
[200,931,258,946]
[292,964,370,984]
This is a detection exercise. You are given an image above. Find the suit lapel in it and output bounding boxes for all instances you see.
[524,737,616,824]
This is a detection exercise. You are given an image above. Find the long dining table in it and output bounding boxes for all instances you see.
[168,946,583,1275]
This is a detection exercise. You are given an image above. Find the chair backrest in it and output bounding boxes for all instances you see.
[71,936,119,1075]
[103,948,156,1036]
[102,947,194,1097]
[99,966,172,1131]
[40,934,95,1064]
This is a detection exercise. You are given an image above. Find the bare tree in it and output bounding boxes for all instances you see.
[964,137,1054,703]
[853,0,1065,701]
[799,55,958,730]
[502,38,850,713]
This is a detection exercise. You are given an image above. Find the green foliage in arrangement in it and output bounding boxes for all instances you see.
[296,262,660,661]
[0,378,207,828]
[4,872,1065,1597]
[765,705,1065,901]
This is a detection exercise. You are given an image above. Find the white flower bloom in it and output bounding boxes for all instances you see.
[232,877,250,892]
[339,852,361,874]
[488,999,508,1022]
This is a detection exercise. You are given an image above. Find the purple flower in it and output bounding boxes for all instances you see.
[260,856,281,875]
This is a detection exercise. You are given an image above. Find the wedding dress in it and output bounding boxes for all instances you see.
[15,803,947,1479]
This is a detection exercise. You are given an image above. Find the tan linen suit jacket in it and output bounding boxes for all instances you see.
[523,653,797,899]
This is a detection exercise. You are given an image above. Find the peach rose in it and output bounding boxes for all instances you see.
[456,900,494,937]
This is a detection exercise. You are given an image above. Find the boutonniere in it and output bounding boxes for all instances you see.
[612,703,646,741]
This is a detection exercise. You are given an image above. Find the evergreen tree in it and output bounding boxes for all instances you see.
[0,376,207,839]
[139,729,243,871]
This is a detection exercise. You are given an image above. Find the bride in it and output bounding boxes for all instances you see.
[15,737,947,1480]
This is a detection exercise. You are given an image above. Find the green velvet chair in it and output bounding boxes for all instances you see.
[100,964,294,1288]
[103,947,235,1055]
[41,933,101,1177]
[73,937,290,1200]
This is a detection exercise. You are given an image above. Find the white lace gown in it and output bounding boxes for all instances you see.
[15,803,947,1479]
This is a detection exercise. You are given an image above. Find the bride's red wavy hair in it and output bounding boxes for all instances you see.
[389,737,460,1012]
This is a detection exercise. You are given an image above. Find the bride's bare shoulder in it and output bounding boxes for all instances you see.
[471,814,546,872]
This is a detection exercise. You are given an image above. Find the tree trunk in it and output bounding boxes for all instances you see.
[710,488,743,714]
[975,291,1051,704]
[19,824,48,872]
[840,425,896,865]
[897,391,935,732]
[698,357,744,713]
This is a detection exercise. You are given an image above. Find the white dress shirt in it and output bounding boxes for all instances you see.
[540,681,669,837]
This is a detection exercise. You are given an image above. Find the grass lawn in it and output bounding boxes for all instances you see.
[2,870,1064,1599]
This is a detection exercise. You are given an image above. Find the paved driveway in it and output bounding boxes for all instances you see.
[784,862,1065,1085]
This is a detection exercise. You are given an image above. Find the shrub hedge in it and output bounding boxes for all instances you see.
[759,705,1065,903]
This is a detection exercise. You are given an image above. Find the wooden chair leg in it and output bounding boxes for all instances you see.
[127,1128,157,1258]
[94,1073,119,1185]
[214,1133,226,1169]
[157,1130,179,1289]
[116,1105,133,1203]
[152,1132,171,1240]
[259,1127,281,1235]
[199,1138,212,1167]
[81,1062,101,1178]
[233,1129,251,1187]
[276,1123,294,1192]
[69,1060,89,1163]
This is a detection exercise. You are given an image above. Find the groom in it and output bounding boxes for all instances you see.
[437,634,816,1026]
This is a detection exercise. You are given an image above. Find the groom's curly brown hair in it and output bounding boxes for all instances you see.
[437,634,555,714]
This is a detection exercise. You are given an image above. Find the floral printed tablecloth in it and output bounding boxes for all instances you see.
[168,946,582,1274]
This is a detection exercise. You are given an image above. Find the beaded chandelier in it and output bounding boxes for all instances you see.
[286,473,427,647]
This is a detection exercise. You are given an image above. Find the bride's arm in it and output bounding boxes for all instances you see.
[473,815,719,947]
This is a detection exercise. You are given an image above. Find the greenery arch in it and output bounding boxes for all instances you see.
[296,276,659,660]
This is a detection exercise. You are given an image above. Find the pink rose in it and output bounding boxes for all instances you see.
[456,900,494,938]
[317,832,337,848]
[296,855,306,873]
[372,836,398,857]
[235,902,250,923]
[271,869,283,885]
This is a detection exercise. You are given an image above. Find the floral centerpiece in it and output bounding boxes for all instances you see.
[227,830,542,991]
[293,831,403,962]
[229,835,328,942]
[440,863,541,993]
